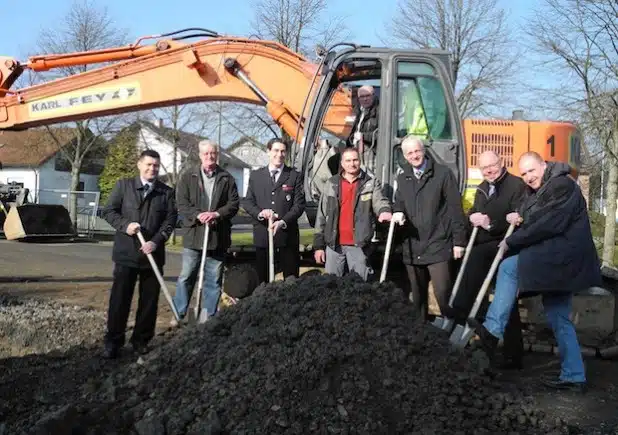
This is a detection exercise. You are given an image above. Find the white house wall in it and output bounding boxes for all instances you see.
[225,166,246,197]
[37,157,100,206]
[136,126,248,196]
[230,143,268,169]
[0,156,99,205]
[136,127,187,177]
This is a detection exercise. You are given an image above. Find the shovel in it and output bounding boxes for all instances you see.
[268,216,275,283]
[449,223,516,348]
[194,223,210,323]
[431,226,479,331]
[136,230,181,322]
[379,178,402,284]
[379,218,396,283]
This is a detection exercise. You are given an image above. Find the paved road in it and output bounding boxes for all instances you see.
[0,239,183,282]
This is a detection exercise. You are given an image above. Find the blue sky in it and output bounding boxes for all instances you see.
[1,0,536,56]
[0,0,550,129]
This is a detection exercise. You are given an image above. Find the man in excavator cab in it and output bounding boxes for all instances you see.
[346,85,379,173]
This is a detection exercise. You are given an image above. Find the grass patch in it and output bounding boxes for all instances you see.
[167,228,315,251]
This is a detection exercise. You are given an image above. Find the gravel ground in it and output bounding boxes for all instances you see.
[0,294,105,358]
[0,273,617,434]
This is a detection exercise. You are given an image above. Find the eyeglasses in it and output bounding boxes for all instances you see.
[480,161,500,171]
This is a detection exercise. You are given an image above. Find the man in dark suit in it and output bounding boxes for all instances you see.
[101,149,177,359]
[172,140,240,325]
[243,138,306,284]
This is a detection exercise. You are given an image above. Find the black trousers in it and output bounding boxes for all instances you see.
[503,300,524,360]
[255,244,299,285]
[405,261,454,322]
[451,240,499,322]
[105,263,161,349]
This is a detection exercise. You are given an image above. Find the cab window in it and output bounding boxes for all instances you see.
[395,61,452,141]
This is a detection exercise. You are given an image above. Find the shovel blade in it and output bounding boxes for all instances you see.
[440,318,454,332]
[449,324,474,348]
[431,316,455,332]
[431,316,445,329]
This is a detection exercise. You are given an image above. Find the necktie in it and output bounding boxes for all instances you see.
[143,183,150,198]
[488,184,495,197]
[415,169,422,179]
[271,169,278,184]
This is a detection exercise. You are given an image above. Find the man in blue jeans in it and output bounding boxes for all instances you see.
[171,140,239,325]
[468,151,601,392]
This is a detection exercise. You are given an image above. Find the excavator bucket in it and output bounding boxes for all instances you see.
[3,204,75,241]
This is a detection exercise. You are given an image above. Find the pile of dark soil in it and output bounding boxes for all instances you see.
[2,274,576,434]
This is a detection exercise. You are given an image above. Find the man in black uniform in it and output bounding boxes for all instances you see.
[451,150,527,368]
[243,138,306,284]
[101,149,177,358]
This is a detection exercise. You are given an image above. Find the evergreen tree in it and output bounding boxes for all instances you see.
[98,126,139,205]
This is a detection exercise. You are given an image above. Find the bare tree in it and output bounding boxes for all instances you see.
[29,0,129,229]
[385,0,518,117]
[246,0,351,150]
[250,0,351,57]
[206,103,280,143]
[146,105,214,187]
[526,0,618,265]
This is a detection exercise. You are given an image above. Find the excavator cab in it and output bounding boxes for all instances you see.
[297,47,466,226]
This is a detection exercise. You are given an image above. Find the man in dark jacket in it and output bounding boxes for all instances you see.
[101,149,177,358]
[469,151,601,391]
[392,135,467,322]
[451,150,527,368]
[172,140,239,324]
[313,147,392,280]
[242,138,306,284]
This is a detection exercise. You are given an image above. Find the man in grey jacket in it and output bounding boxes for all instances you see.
[313,147,392,280]
[171,140,239,325]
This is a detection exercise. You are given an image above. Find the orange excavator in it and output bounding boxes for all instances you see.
[0,29,582,246]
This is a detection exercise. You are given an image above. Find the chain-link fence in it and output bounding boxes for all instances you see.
[37,189,109,237]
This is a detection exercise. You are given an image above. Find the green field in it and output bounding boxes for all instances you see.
[167,227,315,251]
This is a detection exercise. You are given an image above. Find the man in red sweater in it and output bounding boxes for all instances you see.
[313,147,392,280]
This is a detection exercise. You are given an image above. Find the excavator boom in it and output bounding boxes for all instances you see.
[0,29,581,243]
[0,35,353,141]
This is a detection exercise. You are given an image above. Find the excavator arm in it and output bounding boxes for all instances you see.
[0,33,354,141]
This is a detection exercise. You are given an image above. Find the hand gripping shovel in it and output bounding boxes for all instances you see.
[431,226,479,331]
[449,223,516,348]
[194,223,210,323]
[379,218,396,283]
[136,231,181,322]
[268,216,275,283]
